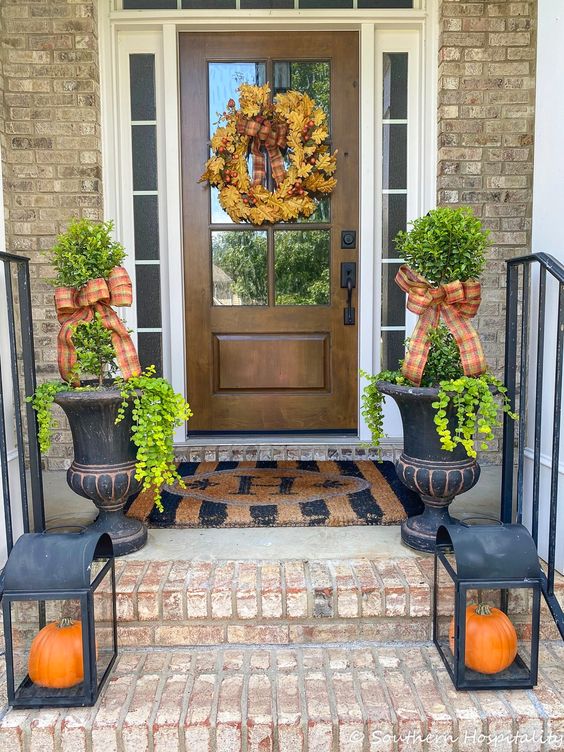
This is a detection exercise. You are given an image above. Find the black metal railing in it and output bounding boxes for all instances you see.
[0,251,45,561]
[501,252,564,638]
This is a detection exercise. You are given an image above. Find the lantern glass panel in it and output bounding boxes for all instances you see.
[456,584,535,687]
[434,551,456,674]
[9,598,85,704]
[93,564,117,686]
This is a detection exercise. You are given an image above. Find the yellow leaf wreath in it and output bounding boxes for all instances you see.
[200,84,337,225]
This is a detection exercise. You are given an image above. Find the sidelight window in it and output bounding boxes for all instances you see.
[380,52,408,370]
[128,53,163,374]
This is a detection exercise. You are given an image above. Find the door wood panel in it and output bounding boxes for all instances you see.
[180,31,359,432]
[214,333,329,391]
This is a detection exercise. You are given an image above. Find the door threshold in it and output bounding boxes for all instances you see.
[179,434,364,446]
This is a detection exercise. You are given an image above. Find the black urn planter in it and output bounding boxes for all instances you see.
[54,388,147,556]
[378,381,480,553]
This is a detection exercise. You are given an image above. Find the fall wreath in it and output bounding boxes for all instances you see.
[200,83,337,225]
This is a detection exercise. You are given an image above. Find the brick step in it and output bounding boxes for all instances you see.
[2,642,564,751]
[108,558,564,647]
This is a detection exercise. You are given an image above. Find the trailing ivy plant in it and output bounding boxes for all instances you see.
[28,381,71,454]
[49,218,126,289]
[360,369,406,452]
[28,366,193,512]
[360,325,515,456]
[431,373,514,458]
[28,324,192,512]
[115,366,193,512]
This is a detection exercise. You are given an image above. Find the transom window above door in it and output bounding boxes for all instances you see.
[121,0,413,9]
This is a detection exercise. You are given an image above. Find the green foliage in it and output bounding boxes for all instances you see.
[70,313,118,386]
[27,381,70,454]
[360,368,514,459]
[394,207,489,285]
[287,62,330,118]
[418,325,463,386]
[28,365,193,514]
[115,366,193,512]
[212,230,330,306]
[361,326,514,457]
[275,231,330,304]
[432,373,516,458]
[49,218,126,289]
[360,369,406,450]
[213,231,267,304]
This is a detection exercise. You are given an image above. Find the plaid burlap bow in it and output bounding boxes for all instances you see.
[55,266,141,384]
[395,265,487,386]
[236,116,288,186]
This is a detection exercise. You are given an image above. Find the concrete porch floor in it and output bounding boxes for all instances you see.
[42,465,501,561]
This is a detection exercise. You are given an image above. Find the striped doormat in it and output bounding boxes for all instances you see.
[125,460,423,529]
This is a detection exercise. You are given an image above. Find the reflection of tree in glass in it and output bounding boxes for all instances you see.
[287,62,330,120]
[275,231,330,305]
[277,63,331,223]
[213,230,330,307]
[212,231,267,305]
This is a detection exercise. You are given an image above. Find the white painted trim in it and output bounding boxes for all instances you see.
[524,447,564,478]
[162,22,186,442]
[111,9,427,25]
[99,6,437,443]
[358,23,377,442]
[374,27,423,439]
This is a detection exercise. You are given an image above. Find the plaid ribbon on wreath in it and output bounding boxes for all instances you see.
[55,265,141,384]
[395,264,487,386]
[236,116,288,186]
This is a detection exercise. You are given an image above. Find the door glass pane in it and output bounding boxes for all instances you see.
[383,53,408,120]
[275,61,331,223]
[135,265,162,328]
[296,197,330,223]
[208,63,267,224]
[273,61,330,121]
[381,330,405,372]
[381,263,405,327]
[382,193,406,258]
[212,230,268,306]
[274,230,330,306]
[382,123,407,190]
[131,125,157,191]
[208,62,267,135]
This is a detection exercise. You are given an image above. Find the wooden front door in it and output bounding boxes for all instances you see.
[180,32,359,432]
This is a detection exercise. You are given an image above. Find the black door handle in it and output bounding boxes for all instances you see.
[341,262,356,325]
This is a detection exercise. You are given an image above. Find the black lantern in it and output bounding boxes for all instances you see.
[433,518,541,690]
[1,531,117,708]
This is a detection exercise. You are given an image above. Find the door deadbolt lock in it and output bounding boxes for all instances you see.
[341,230,356,249]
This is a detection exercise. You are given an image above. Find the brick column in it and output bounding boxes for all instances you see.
[0,0,103,468]
[438,0,536,461]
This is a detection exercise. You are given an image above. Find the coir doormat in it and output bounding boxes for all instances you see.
[125,460,423,529]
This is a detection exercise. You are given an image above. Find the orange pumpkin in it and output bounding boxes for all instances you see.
[449,603,518,674]
[28,617,84,689]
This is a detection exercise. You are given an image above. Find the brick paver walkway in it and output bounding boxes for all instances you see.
[2,643,564,751]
